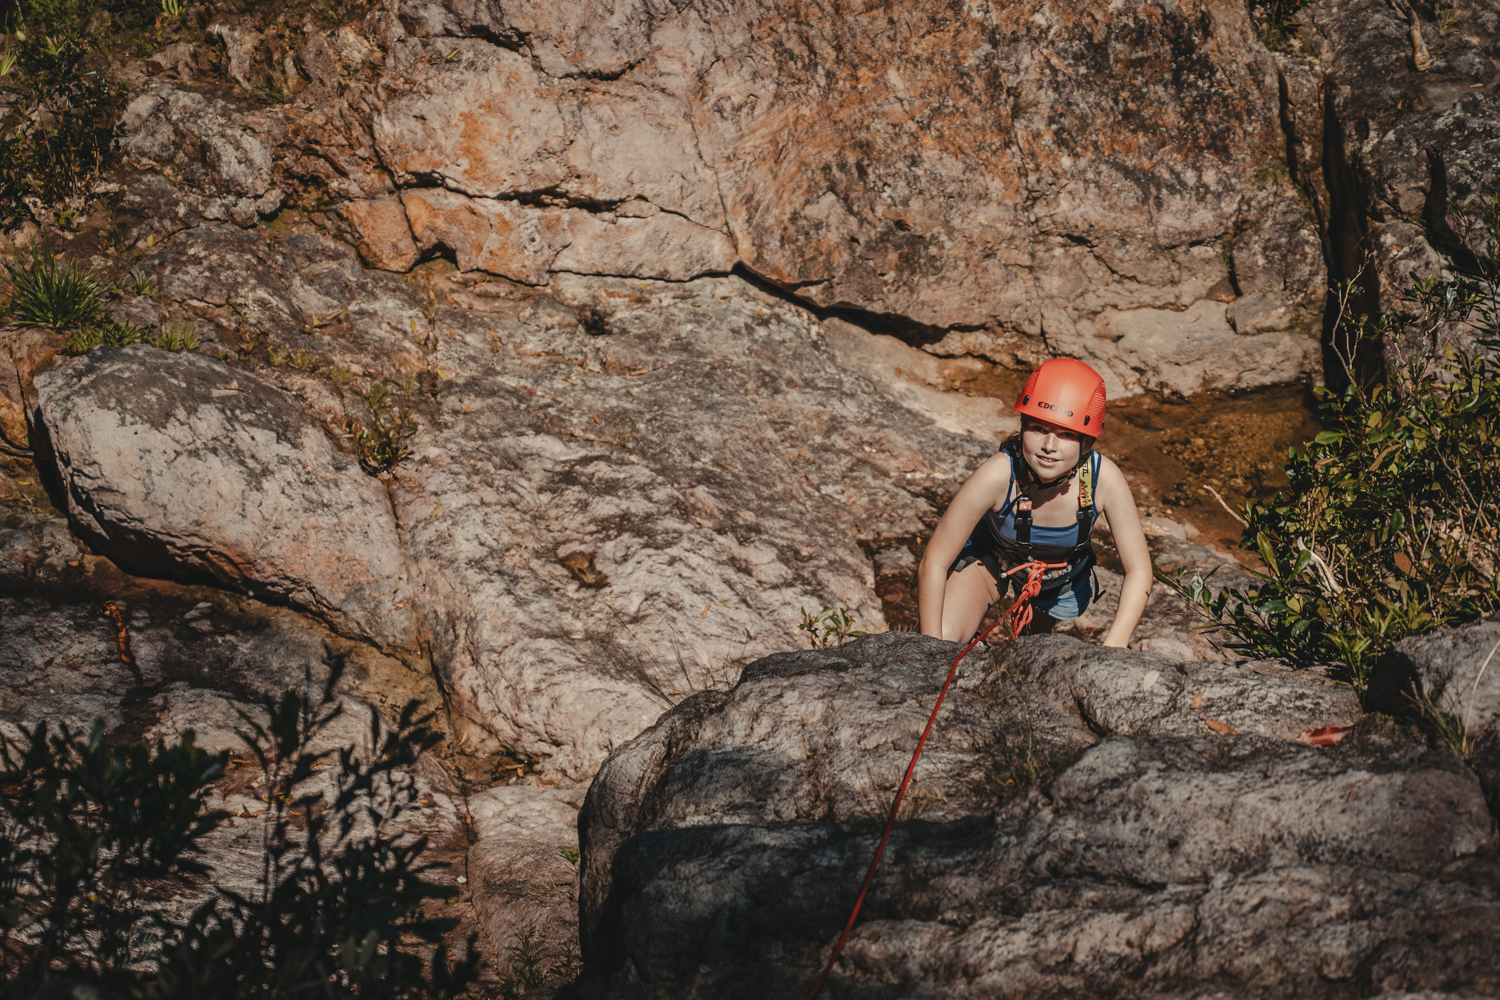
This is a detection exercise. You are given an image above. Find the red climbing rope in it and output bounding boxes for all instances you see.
[801,558,1065,1000]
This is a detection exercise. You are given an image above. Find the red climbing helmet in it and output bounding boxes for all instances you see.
[1012,358,1107,436]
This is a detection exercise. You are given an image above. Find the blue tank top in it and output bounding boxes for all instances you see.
[966,445,1101,594]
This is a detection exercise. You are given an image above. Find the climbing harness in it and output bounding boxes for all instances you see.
[963,445,1100,600]
[801,558,1063,1000]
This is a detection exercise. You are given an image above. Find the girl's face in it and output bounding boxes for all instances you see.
[1020,417,1084,480]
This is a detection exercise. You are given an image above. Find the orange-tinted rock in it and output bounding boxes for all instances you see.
[0,329,64,450]
[402,188,569,284]
[336,198,418,272]
[360,0,1324,395]
[372,43,571,200]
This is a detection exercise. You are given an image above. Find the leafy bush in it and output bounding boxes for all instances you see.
[1163,200,1500,690]
[1,656,477,998]
[0,0,160,225]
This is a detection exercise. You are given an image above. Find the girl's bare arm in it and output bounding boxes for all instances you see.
[917,452,1012,637]
[1094,456,1152,647]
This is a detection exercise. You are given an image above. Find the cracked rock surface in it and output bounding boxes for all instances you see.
[107,0,1333,398]
[575,632,1500,999]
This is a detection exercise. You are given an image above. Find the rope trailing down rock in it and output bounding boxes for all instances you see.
[802,558,1062,999]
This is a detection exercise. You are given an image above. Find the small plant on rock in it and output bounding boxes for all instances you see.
[1251,0,1310,51]
[65,319,147,355]
[153,322,199,352]
[124,268,158,298]
[2,241,105,330]
[347,385,419,476]
[797,606,867,649]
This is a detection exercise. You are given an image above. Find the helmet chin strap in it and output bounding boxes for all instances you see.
[1020,449,1093,491]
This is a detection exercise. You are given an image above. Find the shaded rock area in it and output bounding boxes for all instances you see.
[575,633,1497,999]
[0,507,478,952]
[1368,617,1500,815]
[1305,0,1500,365]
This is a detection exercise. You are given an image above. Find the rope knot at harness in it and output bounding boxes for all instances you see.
[1002,558,1068,639]
[801,557,1067,1000]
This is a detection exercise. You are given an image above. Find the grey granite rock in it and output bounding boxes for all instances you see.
[574,632,1496,999]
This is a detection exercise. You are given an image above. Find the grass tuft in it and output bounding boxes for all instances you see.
[3,241,105,330]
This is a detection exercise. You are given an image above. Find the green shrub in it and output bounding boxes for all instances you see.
[0,0,171,226]
[1,656,478,998]
[347,385,419,476]
[1163,200,1500,690]
[797,606,867,649]
[3,241,105,329]
[152,322,197,352]
[64,319,147,354]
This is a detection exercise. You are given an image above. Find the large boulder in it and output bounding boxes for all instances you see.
[575,633,1496,998]
[31,345,416,649]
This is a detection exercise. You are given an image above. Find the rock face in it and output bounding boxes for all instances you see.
[108,0,1335,397]
[575,633,1498,998]
[24,219,999,785]
[31,345,416,649]
[1306,0,1500,364]
[392,269,987,782]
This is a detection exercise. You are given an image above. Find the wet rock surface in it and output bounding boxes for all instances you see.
[575,633,1499,999]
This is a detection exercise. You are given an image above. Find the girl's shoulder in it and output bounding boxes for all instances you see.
[1089,451,1132,505]
[959,447,1017,507]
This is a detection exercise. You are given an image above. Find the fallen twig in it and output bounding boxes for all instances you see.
[1201,484,1248,527]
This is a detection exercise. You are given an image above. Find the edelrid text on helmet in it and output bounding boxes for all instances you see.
[1012,358,1106,437]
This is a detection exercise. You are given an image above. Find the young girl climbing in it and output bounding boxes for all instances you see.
[917,358,1152,646]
